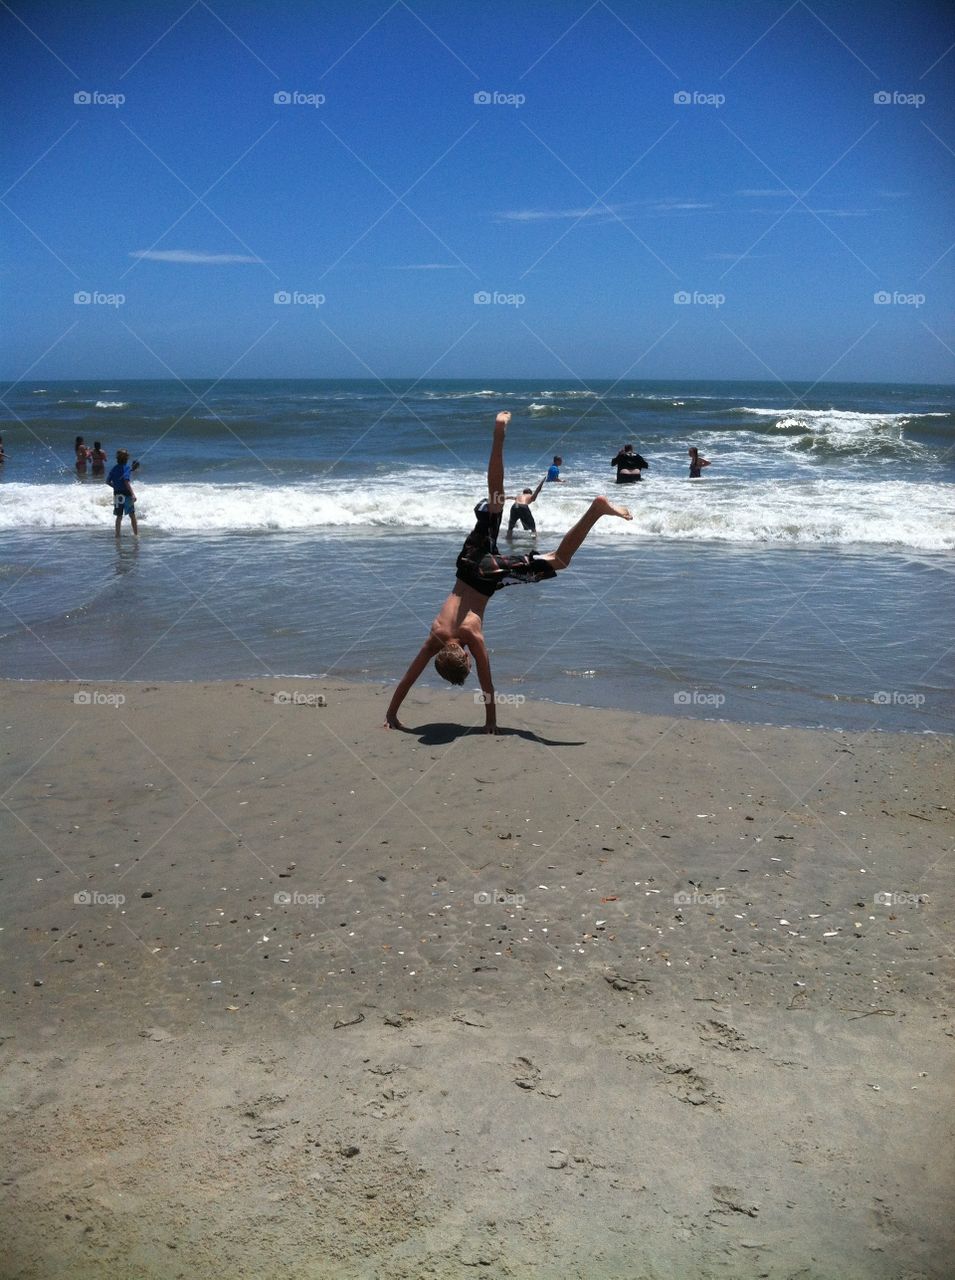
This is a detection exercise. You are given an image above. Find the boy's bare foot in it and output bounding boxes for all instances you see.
[593,495,633,521]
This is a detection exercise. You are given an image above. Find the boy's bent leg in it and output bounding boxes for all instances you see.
[539,496,632,570]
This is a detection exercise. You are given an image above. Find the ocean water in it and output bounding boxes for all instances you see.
[1,378,953,734]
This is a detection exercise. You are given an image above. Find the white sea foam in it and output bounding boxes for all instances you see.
[94,400,129,409]
[734,406,948,431]
[2,476,952,550]
[423,389,503,399]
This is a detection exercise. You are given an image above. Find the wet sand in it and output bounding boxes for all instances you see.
[1,678,952,1278]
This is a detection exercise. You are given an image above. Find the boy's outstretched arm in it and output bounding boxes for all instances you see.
[466,631,497,734]
[384,636,441,729]
[528,476,546,504]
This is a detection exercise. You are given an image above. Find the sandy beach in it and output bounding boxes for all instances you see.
[1,678,952,1279]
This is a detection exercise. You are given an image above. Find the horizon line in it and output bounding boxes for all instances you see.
[3,376,953,389]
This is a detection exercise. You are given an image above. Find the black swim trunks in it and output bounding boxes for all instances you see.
[507,502,536,533]
[612,451,648,483]
[456,499,556,597]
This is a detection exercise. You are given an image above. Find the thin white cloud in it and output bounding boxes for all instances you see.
[650,200,714,212]
[496,198,714,223]
[495,204,630,223]
[129,249,263,264]
[797,208,872,217]
[737,188,805,197]
[747,206,871,217]
[389,263,463,270]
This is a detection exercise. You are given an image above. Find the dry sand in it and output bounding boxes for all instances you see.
[1,678,952,1279]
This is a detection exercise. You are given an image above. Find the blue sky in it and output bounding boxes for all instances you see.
[2,0,953,382]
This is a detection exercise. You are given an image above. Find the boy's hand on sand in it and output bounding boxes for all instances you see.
[383,714,406,731]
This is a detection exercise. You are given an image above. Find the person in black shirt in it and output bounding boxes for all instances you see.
[611,444,647,484]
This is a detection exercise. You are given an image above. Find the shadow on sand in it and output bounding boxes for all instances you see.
[409,721,586,748]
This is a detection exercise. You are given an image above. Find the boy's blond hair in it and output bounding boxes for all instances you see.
[434,645,470,685]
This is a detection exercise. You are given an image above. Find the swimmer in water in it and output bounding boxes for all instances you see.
[611,443,648,484]
[688,447,710,479]
[89,441,108,478]
[505,476,546,538]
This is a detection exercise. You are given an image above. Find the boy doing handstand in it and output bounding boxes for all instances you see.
[384,412,632,733]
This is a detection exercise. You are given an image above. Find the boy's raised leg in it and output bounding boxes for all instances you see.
[487,411,510,513]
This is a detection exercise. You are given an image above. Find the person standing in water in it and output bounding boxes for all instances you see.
[107,448,140,536]
[688,447,710,478]
[75,436,90,475]
[546,456,565,482]
[89,441,108,478]
[611,443,648,484]
[505,476,546,538]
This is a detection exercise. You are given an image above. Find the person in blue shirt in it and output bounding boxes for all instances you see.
[107,448,140,536]
[546,455,564,482]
